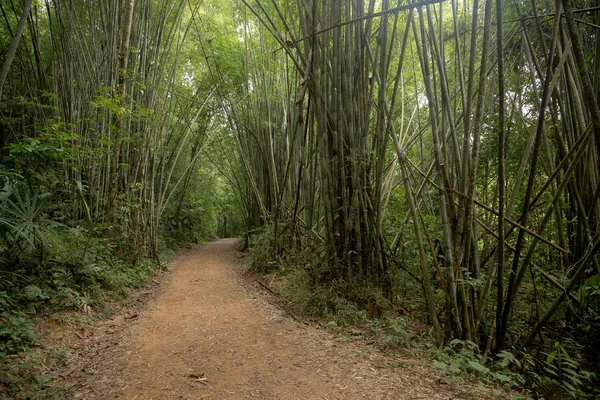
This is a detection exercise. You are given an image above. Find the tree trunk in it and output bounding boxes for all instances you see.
[0,0,34,99]
[104,0,136,227]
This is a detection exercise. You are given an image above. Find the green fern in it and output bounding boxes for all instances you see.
[0,183,63,256]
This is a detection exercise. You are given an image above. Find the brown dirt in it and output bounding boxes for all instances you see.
[59,239,500,399]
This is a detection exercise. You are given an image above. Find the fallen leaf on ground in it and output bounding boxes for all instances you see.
[60,365,79,378]
[125,312,139,320]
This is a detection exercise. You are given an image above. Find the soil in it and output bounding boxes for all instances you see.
[52,239,500,399]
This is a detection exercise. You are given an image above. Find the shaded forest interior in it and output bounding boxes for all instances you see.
[0,0,599,397]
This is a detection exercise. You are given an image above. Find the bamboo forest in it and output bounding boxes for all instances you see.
[0,0,599,398]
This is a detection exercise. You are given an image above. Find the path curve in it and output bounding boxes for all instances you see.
[66,239,485,399]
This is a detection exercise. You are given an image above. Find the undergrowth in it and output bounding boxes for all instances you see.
[0,183,179,398]
[245,225,598,400]
[0,247,171,399]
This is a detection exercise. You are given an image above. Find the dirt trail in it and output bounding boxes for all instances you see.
[64,239,488,399]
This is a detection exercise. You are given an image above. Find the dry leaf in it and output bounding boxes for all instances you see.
[125,311,139,320]
[60,365,79,378]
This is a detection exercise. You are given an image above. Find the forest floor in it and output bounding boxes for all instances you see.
[50,239,504,399]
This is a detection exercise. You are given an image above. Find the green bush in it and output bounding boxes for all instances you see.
[246,223,281,273]
[0,311,37,356]
[521,341,596,399]
[0,189,166,356]
[431,339,525,389]
[365,316,413,349]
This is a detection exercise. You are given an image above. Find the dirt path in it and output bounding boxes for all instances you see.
[63,239,489,399]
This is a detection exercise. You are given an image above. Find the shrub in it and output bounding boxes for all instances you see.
[0,311,37,356]
[246,223,281,273]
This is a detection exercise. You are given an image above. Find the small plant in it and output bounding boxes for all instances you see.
[0,311,37,356]
[490,350,524,387]
[365,316,414,349]
[525,342,596,399]
[432,339,483,377]
[21,284,50,312]
[1,350,65,399]
[0,183,62,260]
[431,340,525,388]
[579,273,600,311]
[48,345,70,364]
[246,224,282,273]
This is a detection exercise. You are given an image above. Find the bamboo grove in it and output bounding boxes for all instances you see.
[0,0,241,265]
[212,0,600,360]
[1,0,600,392]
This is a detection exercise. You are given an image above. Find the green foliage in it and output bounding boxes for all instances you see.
[277,268,353,319]
[97,258,158,292]
[162,192,217,246]
[246,223,282,273]
[252,240,419,350]
[7,121,76,163]
[432,340,486,375]
[521,342,596,399]
[0,350,65,399]
[431,340,524,389]
[0,311,37,356]
[160,165,241,248]
[364,316,414,349]
[3,116,77,188]
[23,285,49,301]
[0,183,62,259]
[2,0,599,397]
[429,340,597,399]
[0,216,164,357]
[0,0,247,394]
[579,273,600,311]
